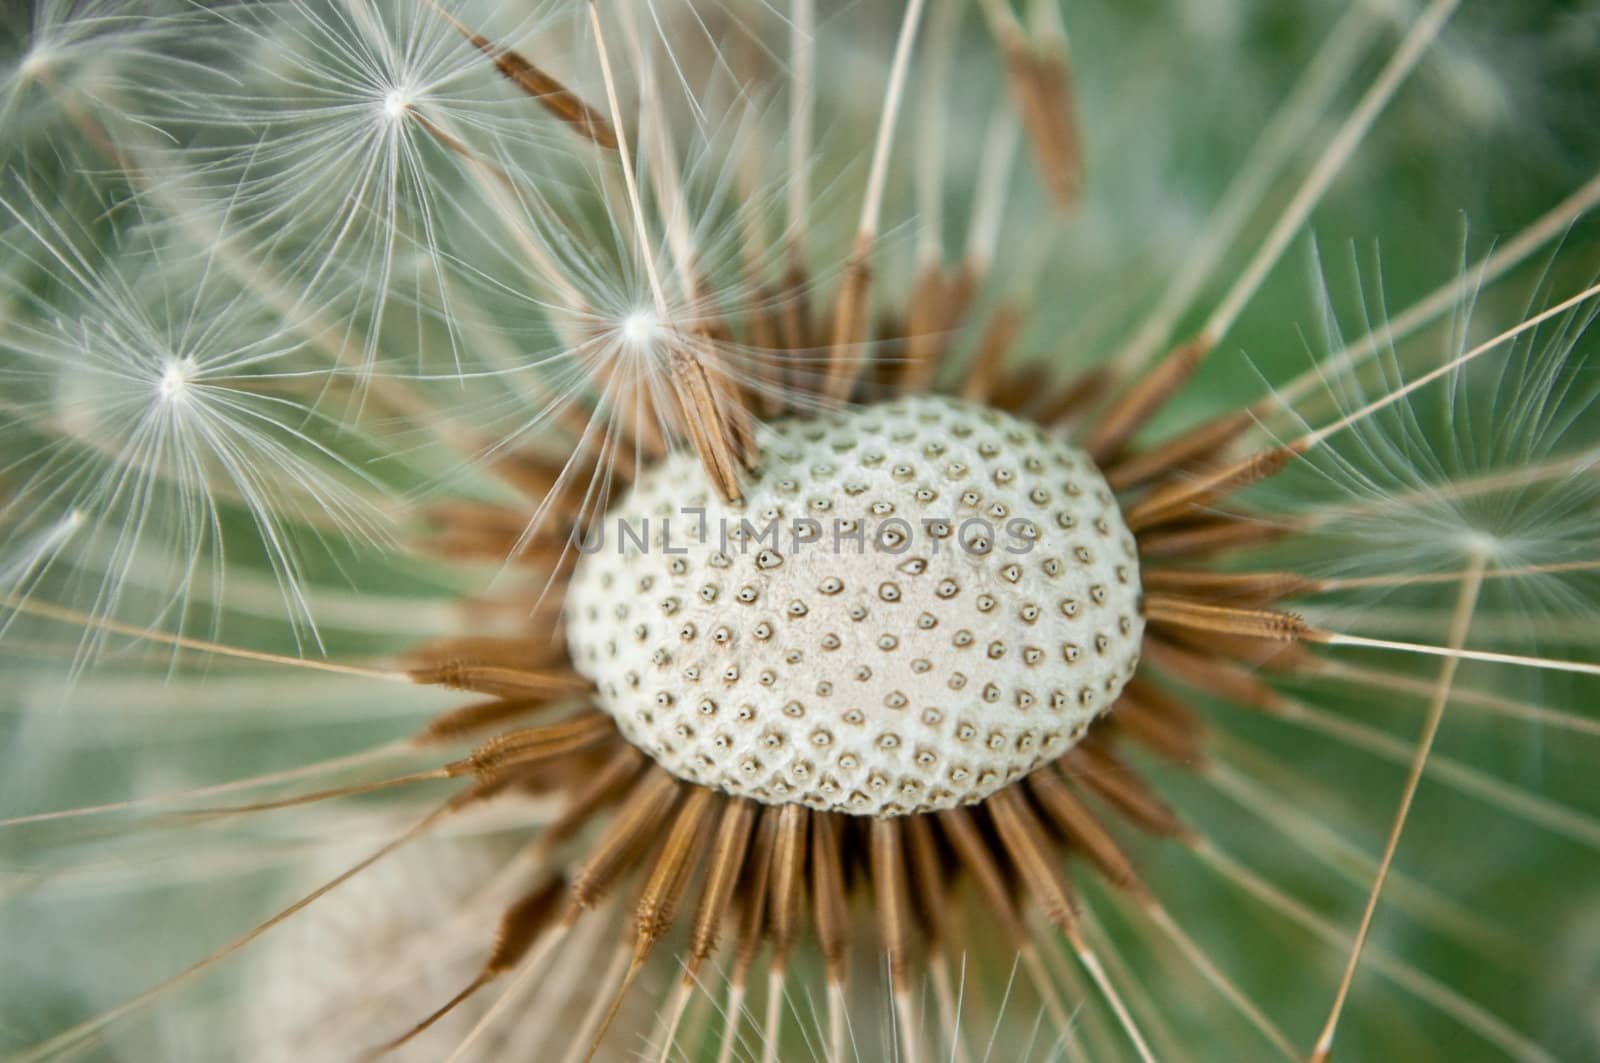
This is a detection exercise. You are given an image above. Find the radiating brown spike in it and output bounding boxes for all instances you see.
[449,711,616,782]
[904,815,964,1063]
[1156,622,1312,673]
[489,875,569,972]
[1123,677,1204,735]
[372,874,568,1055]
[823,236,875,404]
[584,789,718,1060]
[870,819,916,987]
[1135,512,1296,560]
[456,580,568,637]
[1106,409,1254,491]
[1138,569,1317,605]
[938,807,1077,1039]
[872,817,923,1061]
[903,815,948,941]
[767,804,810,960]
[944,264,981,338]
[899,262,951,394]
[417,695,552,743]
[184,766,464,818]
[1028,771,1147,897]
[1060,747,1190,839]
[732,806,781,979]
[990,364,1053,416]
[934,808,1027,942]
[510,745,614,800]
[421,502,524,559]
[985,788,1079,933]
[1084,336,1212,461]
[1125,442,1305,531]
[489,452,566,505]
[426,2,618,149]
[594,358,669,458]
[1002,40,1084,211]
[959,301,1025,403]
[1143,594,1310,643]
[408,635,568,673]
[687,799,758,974]
[810,813,851,981]
[539,745,646,852]
[1032,364,1112,427]
[407,660,589,700]
[1142,638,1285,714]
[719,368,761,472]
[635,788,716,946]
[744,290,788,418]
[570,768,683,910]
[420,502,578,569]
[665,341,751,504]
[777,258,815,356]
[867,329,906,401]
[1106,683,1207,766]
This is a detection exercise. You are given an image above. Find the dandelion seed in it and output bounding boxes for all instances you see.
[0,182,389,660]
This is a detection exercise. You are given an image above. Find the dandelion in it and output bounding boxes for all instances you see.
[2,2,1599,1062]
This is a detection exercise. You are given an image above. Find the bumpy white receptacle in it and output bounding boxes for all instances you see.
[566,395,1143,816]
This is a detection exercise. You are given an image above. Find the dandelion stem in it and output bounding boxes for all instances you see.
[1296,279,1600,451]
[14,800,454,1063]
[1,594,407,681]
[1313,658,1600,737]
[1204,0,1460,348]
[1275,693,1600,849]
[1141,901,1300,1060]
[1192,839,1557,1062]
[1311,551,1484,1061]
[823,0,929,402]
[1138,278,1600,529]
[859,0,927,245]
[1317,558,1600,590]
[1084,0,1457,459]
[786,0,815,255]
[447,921,577,1062]
[1313,631,1600,677]
[421,0,617,148]
[1262,167,1600,425]
[587,2,667,316]
[1110,0,1383,375]
[0,741,413,829]
[1304,444,1600,523]
[916,0,961,267]
[966,104,1022,277]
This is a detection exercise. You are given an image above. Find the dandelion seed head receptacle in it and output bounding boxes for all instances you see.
[566,395,1145,815]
